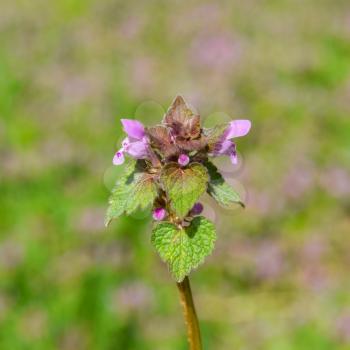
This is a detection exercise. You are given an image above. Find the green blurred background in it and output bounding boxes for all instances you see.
[1,0,350,349]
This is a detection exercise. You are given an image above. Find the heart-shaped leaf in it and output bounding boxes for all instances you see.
[105,161,158,226]
[151,216,216,282]
[161,162,209,217]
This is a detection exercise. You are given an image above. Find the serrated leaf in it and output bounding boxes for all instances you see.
[151,216,216,282]
[161,162,209,217]
[126,172,158,213]
[205,161,244,208]
[105,162,158,226]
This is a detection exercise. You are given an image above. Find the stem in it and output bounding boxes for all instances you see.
[177,276,203,350]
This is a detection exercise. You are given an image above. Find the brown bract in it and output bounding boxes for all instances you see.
[163,95,201,139]
[146,125,179,158]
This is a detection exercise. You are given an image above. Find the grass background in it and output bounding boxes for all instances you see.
[1,0,350,349]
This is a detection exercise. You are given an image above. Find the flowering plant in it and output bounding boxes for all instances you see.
[106,95,251,349]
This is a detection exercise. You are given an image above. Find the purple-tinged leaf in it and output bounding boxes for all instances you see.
[146,125,179,158]
[163,95,201,139]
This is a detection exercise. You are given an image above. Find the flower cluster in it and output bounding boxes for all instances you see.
[114,99,250,168]
[112,96,251,221]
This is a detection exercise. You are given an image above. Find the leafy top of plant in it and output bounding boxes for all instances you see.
[106,95,251,281]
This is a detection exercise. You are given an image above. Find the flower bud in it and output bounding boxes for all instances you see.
[191,202,203,215]
[178,154,190,166]
[152,207,166,221]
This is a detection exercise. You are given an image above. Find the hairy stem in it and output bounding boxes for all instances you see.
[177,276,202,350]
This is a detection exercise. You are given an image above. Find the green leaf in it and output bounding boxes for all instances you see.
[151,216,216,282]
[105,162,158,226]
[161,162,209,218]
[203,123,229,152]
[205,161,244,208]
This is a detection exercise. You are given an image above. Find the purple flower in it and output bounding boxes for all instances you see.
[113,119,150,165]
[211,119,251,165]
[178,154,190,166]
[191,202,203,215]
[123,137,149,158]
[121,119,145,139]
[113,150,125,165]
[153,208,166,221]
[213,140,237,164]
[225,120,251,139]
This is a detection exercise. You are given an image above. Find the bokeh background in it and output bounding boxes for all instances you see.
[1,0,350,349]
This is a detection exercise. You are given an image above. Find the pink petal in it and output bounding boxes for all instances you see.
[226,120,251,139]
[121,119,145,139]
[113,150,125,165]
[230,151,238,165]
[213,140,234,155]
[121,137,130,150]
[126,140,149,159]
